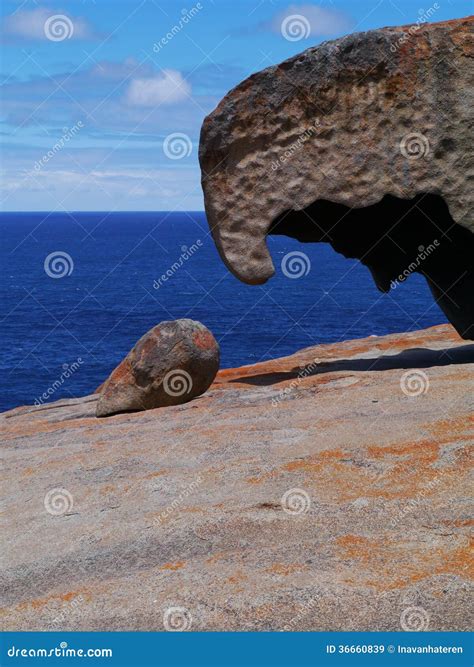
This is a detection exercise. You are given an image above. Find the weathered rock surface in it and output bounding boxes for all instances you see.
[199,17,474,339]
[1,325,473,631]
[96,319,220,417]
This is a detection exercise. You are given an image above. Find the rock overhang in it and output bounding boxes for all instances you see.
[199,16,474,338]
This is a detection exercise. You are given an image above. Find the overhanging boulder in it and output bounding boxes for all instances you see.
[199,17,474,339]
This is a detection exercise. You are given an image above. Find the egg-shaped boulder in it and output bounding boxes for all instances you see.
[96,319,220,417]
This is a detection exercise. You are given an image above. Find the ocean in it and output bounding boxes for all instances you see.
[1,211,446,412]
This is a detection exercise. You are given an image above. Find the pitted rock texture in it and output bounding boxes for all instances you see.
[1,325,473,631]
[96,319,219,417]
[199,17,474,339]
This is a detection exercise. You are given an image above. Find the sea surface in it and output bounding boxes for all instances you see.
[1,211,446,412]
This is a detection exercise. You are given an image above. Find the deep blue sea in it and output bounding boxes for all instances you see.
[1,212,446,412]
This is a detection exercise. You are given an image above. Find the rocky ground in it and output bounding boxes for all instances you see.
[1,324,473,631]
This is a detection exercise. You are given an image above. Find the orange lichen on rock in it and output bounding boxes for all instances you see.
[160,562,185,571]
[336,533,474,590]
[13,589,91,613]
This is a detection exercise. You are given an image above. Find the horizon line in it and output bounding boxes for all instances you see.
[0,210,207,214]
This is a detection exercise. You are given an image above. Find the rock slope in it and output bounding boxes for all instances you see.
[1,325,473,631]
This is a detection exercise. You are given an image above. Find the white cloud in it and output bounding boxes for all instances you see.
[2,7,97,41]
[0,166,203,211]
[126,70,191,107]
[270,4,352,36]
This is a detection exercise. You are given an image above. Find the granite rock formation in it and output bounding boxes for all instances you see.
[199,17,474,339]
[1,325,473,630]
[96,319,220,417]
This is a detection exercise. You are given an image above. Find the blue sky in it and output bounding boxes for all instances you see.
[0,0,470,211]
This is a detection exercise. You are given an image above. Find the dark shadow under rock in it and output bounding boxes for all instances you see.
[269,193,474,340]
